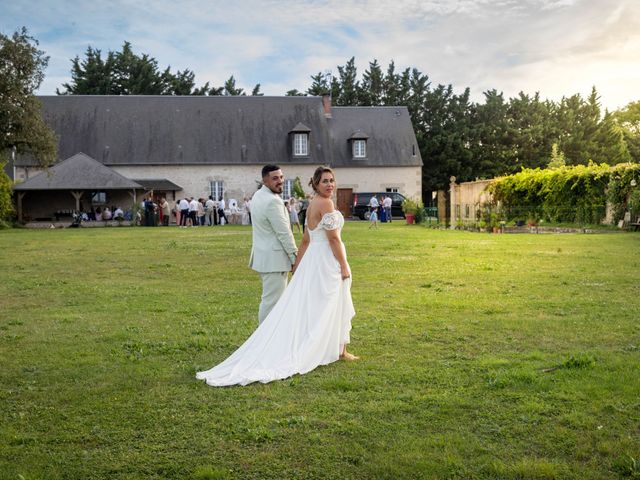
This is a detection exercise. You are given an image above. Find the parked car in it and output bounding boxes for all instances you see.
[352,192,407,220]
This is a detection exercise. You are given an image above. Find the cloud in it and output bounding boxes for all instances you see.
[1,0,638,108]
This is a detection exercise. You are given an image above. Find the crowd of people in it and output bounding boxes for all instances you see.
[171,195,245,227]
[71,192,316,230]
[73,205,128,222]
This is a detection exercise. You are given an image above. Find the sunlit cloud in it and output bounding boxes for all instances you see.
[1,0,638,109]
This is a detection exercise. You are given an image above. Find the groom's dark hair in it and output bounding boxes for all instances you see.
[262,165,281,178]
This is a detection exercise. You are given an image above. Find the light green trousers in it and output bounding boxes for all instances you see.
[258,272,288,324]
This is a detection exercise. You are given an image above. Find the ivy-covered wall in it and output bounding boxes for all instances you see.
[485,163,640,224]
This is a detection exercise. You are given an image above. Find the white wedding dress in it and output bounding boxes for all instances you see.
[196,210,355,387]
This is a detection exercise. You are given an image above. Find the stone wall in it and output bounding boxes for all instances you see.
[110,164,422,205]
[449,177,493,226]
[14,163,421,218]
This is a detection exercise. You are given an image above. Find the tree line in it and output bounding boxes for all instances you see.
[61,43,639,197]
[3,30,640,211]
[57,42,263,96]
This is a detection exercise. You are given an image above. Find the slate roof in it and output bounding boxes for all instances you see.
[17,96,422,169]
[13,153,143,190]
[132,179,182,191]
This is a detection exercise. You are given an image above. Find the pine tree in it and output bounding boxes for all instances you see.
[58,41,210,95]
[307,72,329,96]
[223,75,245,96]
[251,84,263,96]
[360,59,384,106]
[335,57,359,106]
[382,60,400,106]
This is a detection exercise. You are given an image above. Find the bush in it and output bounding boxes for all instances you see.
[628,188,640,219]
[0,163,14,224]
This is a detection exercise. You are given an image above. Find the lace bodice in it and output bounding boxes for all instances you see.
[309,211,344,241]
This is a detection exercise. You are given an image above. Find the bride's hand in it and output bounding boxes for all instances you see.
[341,264,351,280]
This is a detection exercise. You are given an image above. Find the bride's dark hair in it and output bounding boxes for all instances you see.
[309,166,335,192]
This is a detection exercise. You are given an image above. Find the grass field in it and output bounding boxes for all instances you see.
[1,223,639,479]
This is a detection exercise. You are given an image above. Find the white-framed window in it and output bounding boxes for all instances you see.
[293,133,308,156]
[385,187,399,193]
[210,180,224,201]
[353,139,366,158]
[91,192,107,205]
[283,179,294,199]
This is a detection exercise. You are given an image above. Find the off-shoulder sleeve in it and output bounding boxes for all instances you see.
[319,211,342,230]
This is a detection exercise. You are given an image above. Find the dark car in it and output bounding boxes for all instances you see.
[352,192,406,220]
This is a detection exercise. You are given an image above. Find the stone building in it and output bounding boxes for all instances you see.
[11,95,422,222]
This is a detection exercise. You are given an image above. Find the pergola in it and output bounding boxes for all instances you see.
[12,153,144,222]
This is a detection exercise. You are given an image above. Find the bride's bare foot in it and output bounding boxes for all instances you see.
[340,351,360,361]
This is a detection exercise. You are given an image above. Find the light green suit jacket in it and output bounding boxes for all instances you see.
[248,186,298,273]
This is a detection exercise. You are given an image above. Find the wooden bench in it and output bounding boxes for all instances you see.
[631,216,640,232]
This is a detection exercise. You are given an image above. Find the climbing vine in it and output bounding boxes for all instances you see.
[485,163,640,224]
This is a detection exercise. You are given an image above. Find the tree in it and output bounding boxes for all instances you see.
[57,46,115,94]
[590,111,631,164]
[251,84,263,96]
[382,60,400,106]
[334,57,359,106]
[547,143,566,168]
[307,72,330,96]
[285,89,306,96]
[58,41,209,95]
[507,92,557,170]
[471,89,513,178]
[0,27,57,222]
[360,59,384,106]
[421,85,475,193]
[553,87,631,165]
[168,69,197,95]
[613,100,640,162]
[223,75,245,96]
[0,27,56,164]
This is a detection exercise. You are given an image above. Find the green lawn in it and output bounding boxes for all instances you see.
[1,224,639,479]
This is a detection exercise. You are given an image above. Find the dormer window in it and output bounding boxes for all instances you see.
[294,133,308,156]
[289,122,311,157]
[349,131,369,159]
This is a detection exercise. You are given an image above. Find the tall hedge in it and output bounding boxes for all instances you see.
[486,163,640,224]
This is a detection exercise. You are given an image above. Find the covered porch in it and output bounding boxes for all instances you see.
[12,153,144,224]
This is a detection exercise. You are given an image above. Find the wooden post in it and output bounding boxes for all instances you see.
[17,192,26,223]
[70,191,84,211]
[449,176,457,229]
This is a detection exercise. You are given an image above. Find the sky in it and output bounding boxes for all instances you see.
[2,0,639,111]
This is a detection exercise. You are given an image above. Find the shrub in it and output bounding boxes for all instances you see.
[0,162,14,224]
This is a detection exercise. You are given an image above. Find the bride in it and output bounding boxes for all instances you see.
[196,166,358,387]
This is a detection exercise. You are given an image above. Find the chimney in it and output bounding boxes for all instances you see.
[322,94,332,119]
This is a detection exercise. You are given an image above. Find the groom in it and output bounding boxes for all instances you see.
[249,165,298,323]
